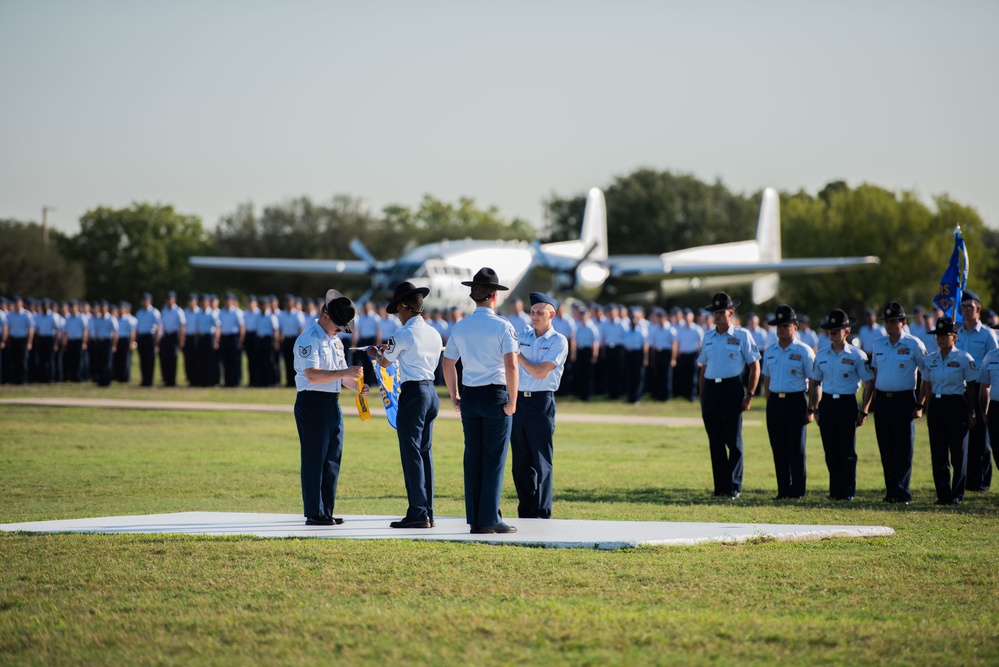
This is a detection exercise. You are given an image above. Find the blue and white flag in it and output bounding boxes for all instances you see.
[374,360,401,429]
[934,226,969,322]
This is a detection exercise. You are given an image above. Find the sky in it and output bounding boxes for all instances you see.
[1,0,997,237]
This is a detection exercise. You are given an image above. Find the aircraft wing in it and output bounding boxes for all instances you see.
[188,257,372,275]
[605,255,880,280]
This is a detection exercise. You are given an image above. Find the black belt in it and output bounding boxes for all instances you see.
[707,375,742,384]
[403,379,434,387]
[771,391,805,398]
[519,390,553,397]
[824,393,856,400]
[878,391,913,398]
[299,390,339,398]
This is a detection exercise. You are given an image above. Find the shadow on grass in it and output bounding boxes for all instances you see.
[556,485,999,514]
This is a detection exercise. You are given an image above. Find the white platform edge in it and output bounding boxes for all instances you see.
[0,512,895,551]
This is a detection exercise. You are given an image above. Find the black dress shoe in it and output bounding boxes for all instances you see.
[390,517,432,529]
[472,522,516,534]
[306,515,334,526]
[952,498,962,505]
[329,516,344,525]
[729,491,740,500]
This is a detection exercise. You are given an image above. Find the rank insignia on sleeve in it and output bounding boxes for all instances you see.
[385,338,396,354]
[299,345,311,357]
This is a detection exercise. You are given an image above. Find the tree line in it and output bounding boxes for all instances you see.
[2,168,996,318]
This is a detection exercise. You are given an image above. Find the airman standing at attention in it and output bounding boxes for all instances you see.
[280,294,305,387]
[697,292,760,499]
[649,308,678,402]
[807,309,874,501]
[243,295,260,387]
[977,323,999,484]
[675,308,704,401]
[370,281,442,529]
[182,294,201,386]
[91,300,118,387]
[870,302,927,504]
[6,296,34,385]
[114,301,137,383]
[196,294,221,387]
[159,291,185,387]
[761,305,816,500]
[218,293,245,388]
[955,290,998,492]
[442,267,520,534]
[293,289,366,526]
[33,299,60,384]
[551,302,576,398]
[622,307,649,405]
[858,308,886,355]
[572,304,600,401]
[511,292,568,519]
[255,297,280,387]
[134,293,160,386]
[920,317,978,505]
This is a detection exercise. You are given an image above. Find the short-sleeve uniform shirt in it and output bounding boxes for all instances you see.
[294,321,346,393]
[810,343,873,396]
[518,326,568,392]
[443,307,519,387]
[696,326,760,380]
[761,339,815,393]
[383,316,443,383]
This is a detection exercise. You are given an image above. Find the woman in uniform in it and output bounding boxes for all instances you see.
[370,282,443,529]
[919,317,978,505]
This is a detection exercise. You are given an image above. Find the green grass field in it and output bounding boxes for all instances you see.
[2,379,999,665]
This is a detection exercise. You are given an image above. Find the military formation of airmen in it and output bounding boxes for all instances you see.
[4,285,999,508]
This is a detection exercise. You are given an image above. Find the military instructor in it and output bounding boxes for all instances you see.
[442,267,520,534]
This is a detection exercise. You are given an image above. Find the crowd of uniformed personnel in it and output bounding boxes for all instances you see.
[4,286,999,509]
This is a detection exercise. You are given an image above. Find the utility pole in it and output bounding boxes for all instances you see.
[41,205,56,246]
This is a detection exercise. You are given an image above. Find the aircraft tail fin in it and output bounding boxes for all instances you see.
[581,187,608,261]
[751,187,781,302]
[540,187,608,262]
[757,187,781,263]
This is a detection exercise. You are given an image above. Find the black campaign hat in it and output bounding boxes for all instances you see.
[933,317,958,336]
[324,289,356,334]
[768,304,798,326]
[387,281,430,314]
[460,267,509,291]
[819,308,857,331]
[879,301,910,321]
[704,292,740,312]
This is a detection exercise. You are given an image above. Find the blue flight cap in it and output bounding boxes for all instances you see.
[529,292,559,310]
[285,293,296,302]
[141,292,152,300]
[99,299,109,306]
[683,307,693,315]
[962,290,981,304]
[166,290,177,299]
[225,292,236,300]
[248,294,257,302]
[913,305,924,313]
[13,295,23,302]
[865,308,876,317]
[201,293,212,301]
[120,300,131,309]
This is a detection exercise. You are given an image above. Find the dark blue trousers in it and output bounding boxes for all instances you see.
[874,390,917,502]
[396,381,439,521]
[511,391,556,518]
[64,339,83,382]
[574,347,594,401]
[701,376,745,495]
[927,394,969,503]
[294,391,343,517]
[159,332,179,386]
[767,391,808,498]
[817,394,860,499]
[7,337,28,384]
[220,334,241,387]
[460,384,512,527]
[35,336,55,383]
[965,381,992,491]
[624,349,645,403]
[137,333,156,386]
[652,349,672,401]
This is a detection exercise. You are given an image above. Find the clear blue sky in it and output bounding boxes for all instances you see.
[2,0,996,236]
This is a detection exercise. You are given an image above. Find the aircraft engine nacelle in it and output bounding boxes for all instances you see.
[571,261,610,300]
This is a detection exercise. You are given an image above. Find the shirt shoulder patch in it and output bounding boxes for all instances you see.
[299,345,312,357]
